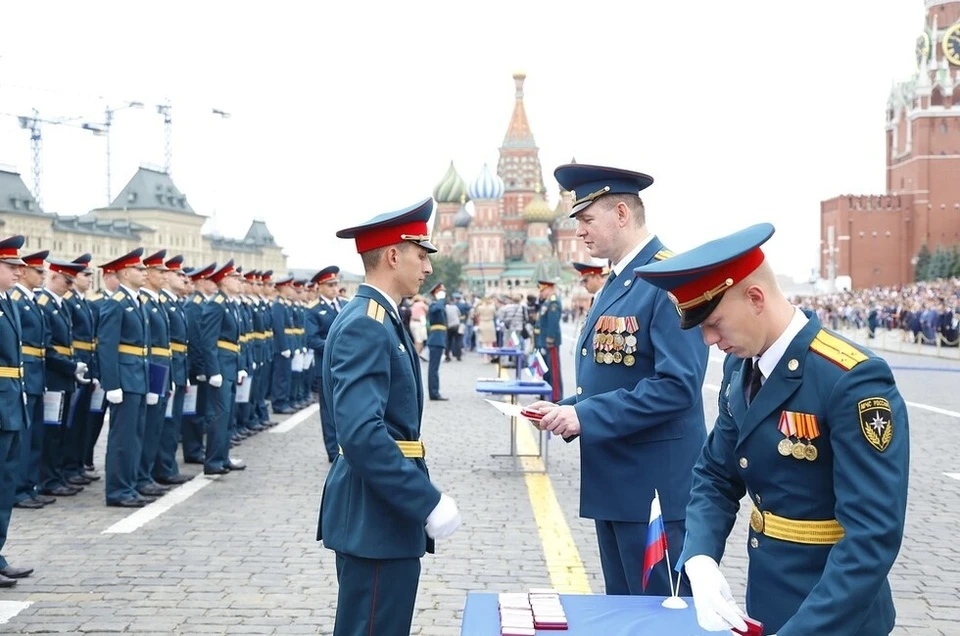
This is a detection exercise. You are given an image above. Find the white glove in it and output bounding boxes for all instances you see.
[106,389,123,404]
[196,375,206,382]
[237,370,248,384]
[281,349,291,359]
[209,374,223,388]
[425,493,461,539]
[251,362,257,371]
[685,555,748,632]
[92,378,100,388]
[75,361,91,384]
[146,392,159,405]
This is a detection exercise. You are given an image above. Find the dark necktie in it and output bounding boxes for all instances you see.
[746,358,763,405]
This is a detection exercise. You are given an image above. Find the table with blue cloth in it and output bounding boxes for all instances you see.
[476,379,552,472]
[476,347,526,381]
[461,592,717,635]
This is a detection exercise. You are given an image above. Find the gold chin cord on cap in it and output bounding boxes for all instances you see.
[677,277,736,310]
[400,234,431,242]
[571,185,611,207]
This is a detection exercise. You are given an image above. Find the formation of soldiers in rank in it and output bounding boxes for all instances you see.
[0,236,344,587]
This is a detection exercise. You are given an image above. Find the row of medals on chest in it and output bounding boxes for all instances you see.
[593,315,639,367]
[776,409,819,461]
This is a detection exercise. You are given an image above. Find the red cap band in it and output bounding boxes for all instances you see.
[354,220,428,253]
[671,248,765,307]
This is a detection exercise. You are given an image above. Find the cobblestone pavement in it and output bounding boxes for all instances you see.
[0,322,958,634]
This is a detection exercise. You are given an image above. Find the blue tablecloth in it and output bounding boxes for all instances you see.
[476,347,525,357]
[461,593,715,635]
[475,380,552,396]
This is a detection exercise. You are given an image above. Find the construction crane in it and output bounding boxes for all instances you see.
[12,109,87,208]
[82,101,145,204]
[157,101,173,175]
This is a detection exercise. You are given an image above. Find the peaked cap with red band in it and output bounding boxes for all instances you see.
[243,269,259,281]
[99,247,144,274]
[165,255,185,271]
[336,198,437,254]
[312,265,340,285]
[274,276,294,288]
[0,236,27,266]
[189,262,217,281]
[143,249,169,270]
[633,223,775,330]
[572,261,606,278]
[72,253,93,274]
[261,270,273,283]
[48,259,87,279]
[22,250,49,269]
[537,280,557,290]
[210,259,240,283]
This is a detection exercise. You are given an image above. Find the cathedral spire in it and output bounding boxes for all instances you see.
[502,72,536,148]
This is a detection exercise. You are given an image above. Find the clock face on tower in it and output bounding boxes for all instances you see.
[943,24,960,66]
[917,32,931,69]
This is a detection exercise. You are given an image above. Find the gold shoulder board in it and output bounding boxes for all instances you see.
[37,294,49,306]
[365,299,386,323]
[214,295,225,304]
[192,295,203,304]
[654,249,675,261]
[809,329,868,371]
[112,291,126,302]
[63,290,73,300]
[307,299,319,309]
[11,290,21,301]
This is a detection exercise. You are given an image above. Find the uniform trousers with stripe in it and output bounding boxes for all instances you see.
[333,553,420,636]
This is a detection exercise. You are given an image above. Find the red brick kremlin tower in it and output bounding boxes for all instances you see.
[820,0,960,288]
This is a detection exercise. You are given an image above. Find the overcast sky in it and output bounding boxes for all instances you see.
[0,1,925,280]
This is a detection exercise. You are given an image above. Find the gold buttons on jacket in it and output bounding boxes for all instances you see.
[739,457,749,469]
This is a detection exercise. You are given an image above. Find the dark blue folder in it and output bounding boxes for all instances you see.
[148,363,170,395]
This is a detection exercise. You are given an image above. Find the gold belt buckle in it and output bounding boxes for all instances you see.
[750,507,764,534]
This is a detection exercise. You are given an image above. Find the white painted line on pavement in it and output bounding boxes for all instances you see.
[905,401,960,419]
[102,475,218,534]
[945,473,960,481]
[269,404,319,434]
[0,601,31,624]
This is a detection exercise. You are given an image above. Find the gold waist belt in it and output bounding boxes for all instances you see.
[151,347,172,357]
[217,340,240,353]
[429,325,447,331]
[72,340,96,351]
[339,440,425,459]
[118,344,147,357]
[21,346,44,358]
[751,506,844,545]
[52,345,74,356]
[170,342,188,353]
[0,366,23,378]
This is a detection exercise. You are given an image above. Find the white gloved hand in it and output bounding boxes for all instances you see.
[106,389,123,404]
[685,555,748,632]
[251,361,257,371]
[237,370,248,384]
[209,374,223,388]
[196,375,206,383]
[146,392,159,405]
[74,361,91,383]
[92,377,100,388]
[425,493,461,539]
[281,349,291,359]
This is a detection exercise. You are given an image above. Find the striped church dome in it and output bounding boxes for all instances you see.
[467,163,504,201]
[433,161,469,204]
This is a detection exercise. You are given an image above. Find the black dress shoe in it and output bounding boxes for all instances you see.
[35,494,56,505]
[0,574,16,588]
[275,407,296,415]
[42,486,78,497]
[107,498,146,508]
[66,475,92,486]
[155,474,192,485]
[203,467,229,475]
[137,484,168,497]
[183,457,204,465]
[429,396,449,401]
[0,565,33,578]
[14,499,44,509]
[135,495,156,504]
[82,469,101,481]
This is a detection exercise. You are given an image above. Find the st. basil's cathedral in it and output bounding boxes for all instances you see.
[430,73,594,297]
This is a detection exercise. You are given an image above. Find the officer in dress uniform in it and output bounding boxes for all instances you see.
[0,235,34,586]
[200,260,247,475]
[290,280,307,409]
[271,277,296,414]
[231,269,255,443]
[62,254,100,486]
[319,198,462,636]
[530,164,709,598]
[37,259,91,496]
[534,280,563,402]
[12,251,57,507]
[83,267,120,473]
[306,265,341,463]
[98,248,153,508]
[425,283,448,401]
[154,255,192,485]
[254,271,276,428]
[182,262,216,464]
[136,250,173,499]
[634,223,909,636]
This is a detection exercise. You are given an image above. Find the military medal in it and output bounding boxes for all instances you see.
[780,410,821,461]
[612,351,623,364]
[777,438,793,456]
[791,442,807,460]
[603,352,614,365]
[623,354,635,367]
[625,334,637,348]
[804,444,818,461]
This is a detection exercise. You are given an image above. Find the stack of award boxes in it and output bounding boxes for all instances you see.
[497,588,569,635]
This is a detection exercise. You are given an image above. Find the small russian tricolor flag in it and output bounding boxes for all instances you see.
[642,491,668,592]
[528,350,549,378]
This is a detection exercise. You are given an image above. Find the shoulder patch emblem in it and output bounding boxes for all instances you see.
[654,249,675,261]
[365,299,386,323]
[809,329,868,370]
[112,291,126,302]
[37,294,49,306]
[192,295,203,304]
[214,295,224,304]
[858,397,893,452]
